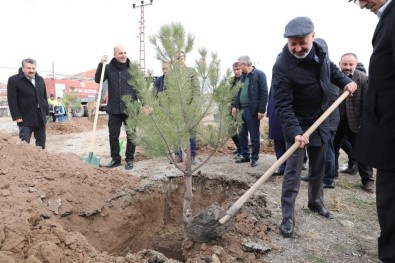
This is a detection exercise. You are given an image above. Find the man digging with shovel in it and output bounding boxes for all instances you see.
[273,17,357,238]
[185,18,357,243]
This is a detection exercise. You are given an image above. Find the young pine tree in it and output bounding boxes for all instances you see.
[123,22,241,224]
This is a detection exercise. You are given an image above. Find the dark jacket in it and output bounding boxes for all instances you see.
[230,76,241,108]
[328,83,340,132]
[342,69,368,133]
[267,79,285,141]
[273,40,352,146]
[154,75,165,93]
[7,68,48,126]
[233,66,268,116]
[354,0,395,171]
[95,57,137,114]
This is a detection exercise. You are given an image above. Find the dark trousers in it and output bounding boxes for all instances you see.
[231,134,241,154]
[108,114,135,162]
[239,107,261,161]
[376,169,395,262]
[175,136,196,158]
[282,142,327,219]
[334,120,373,183]
[49,112,56,122]
[274,139,286,172]
[324,131,336,184]
[19,125,46,149]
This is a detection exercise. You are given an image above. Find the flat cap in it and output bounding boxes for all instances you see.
[284,16,314,38]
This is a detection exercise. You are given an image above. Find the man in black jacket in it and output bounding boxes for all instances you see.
[350,0,395,261]
[7,58,49,149]
[95,45,137,170]
[273,17,357,238]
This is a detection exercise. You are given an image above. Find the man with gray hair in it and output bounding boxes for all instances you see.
[232,55,268,167]
[7,58,49,149]
[273,16,357,238]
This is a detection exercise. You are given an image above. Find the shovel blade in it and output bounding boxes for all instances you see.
[81,152,101,167]
[186,202,234,243]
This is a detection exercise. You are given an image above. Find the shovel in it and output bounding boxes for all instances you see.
[81,61,106,166]
[186,90,350,243]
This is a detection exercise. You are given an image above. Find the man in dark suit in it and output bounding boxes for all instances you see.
[7,58,49,149]
[273,16,357,238]
[95,45,138,170]
[350,0,395,261]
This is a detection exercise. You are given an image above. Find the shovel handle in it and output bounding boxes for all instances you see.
[219,90,350,224]
[89,62,106,153]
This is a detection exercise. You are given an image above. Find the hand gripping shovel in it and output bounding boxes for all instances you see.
[186,90,350,243]
[81,61,106,166]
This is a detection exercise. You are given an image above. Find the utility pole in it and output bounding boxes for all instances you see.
[133,0,153,75]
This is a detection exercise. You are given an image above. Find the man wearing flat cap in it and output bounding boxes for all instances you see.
[273,16,357,238]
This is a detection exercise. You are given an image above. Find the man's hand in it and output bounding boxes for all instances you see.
[344,81,357,96]
[101,55,108,63]
[231,107,237,117]
[295,134,309,148]
[142,105,153,114]
[258,112,265,120]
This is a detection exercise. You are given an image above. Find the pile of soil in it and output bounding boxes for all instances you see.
[0,116,380,263]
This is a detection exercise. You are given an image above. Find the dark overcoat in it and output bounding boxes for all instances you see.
[7,68,48,126]
[273,40,352,146]
[95,58,138,115]
[354,0,395,171]
[267,80,285,141]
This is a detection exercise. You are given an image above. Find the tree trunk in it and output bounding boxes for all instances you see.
[183,173,193,224]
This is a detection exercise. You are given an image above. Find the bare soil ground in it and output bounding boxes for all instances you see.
[0,115,380,263]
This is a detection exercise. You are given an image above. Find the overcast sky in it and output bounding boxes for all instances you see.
[0,0,378,85]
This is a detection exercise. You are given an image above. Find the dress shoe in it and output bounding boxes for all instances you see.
[124,161,133,170]
[307,204,334,219]
[273,170,284,176]
[340,164,357,175]
[250,160,258,167]
[279,218,294,238]
[323,181,335,189]
[233,154,242,159]
[300,176,309,182]
[362,180,375,193]
[235,157,250,163]
[104,160,121,168]
[191,156,196,165]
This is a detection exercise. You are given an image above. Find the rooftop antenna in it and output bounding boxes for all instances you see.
[133,0,153,75]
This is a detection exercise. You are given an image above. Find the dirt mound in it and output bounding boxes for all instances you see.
[0,131,138,262]
[47,116,107,135]
[0,116,380,263]
[0,128,272,262]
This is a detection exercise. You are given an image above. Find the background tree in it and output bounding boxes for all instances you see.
[62,86,81,118]
[124,22,241,225]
